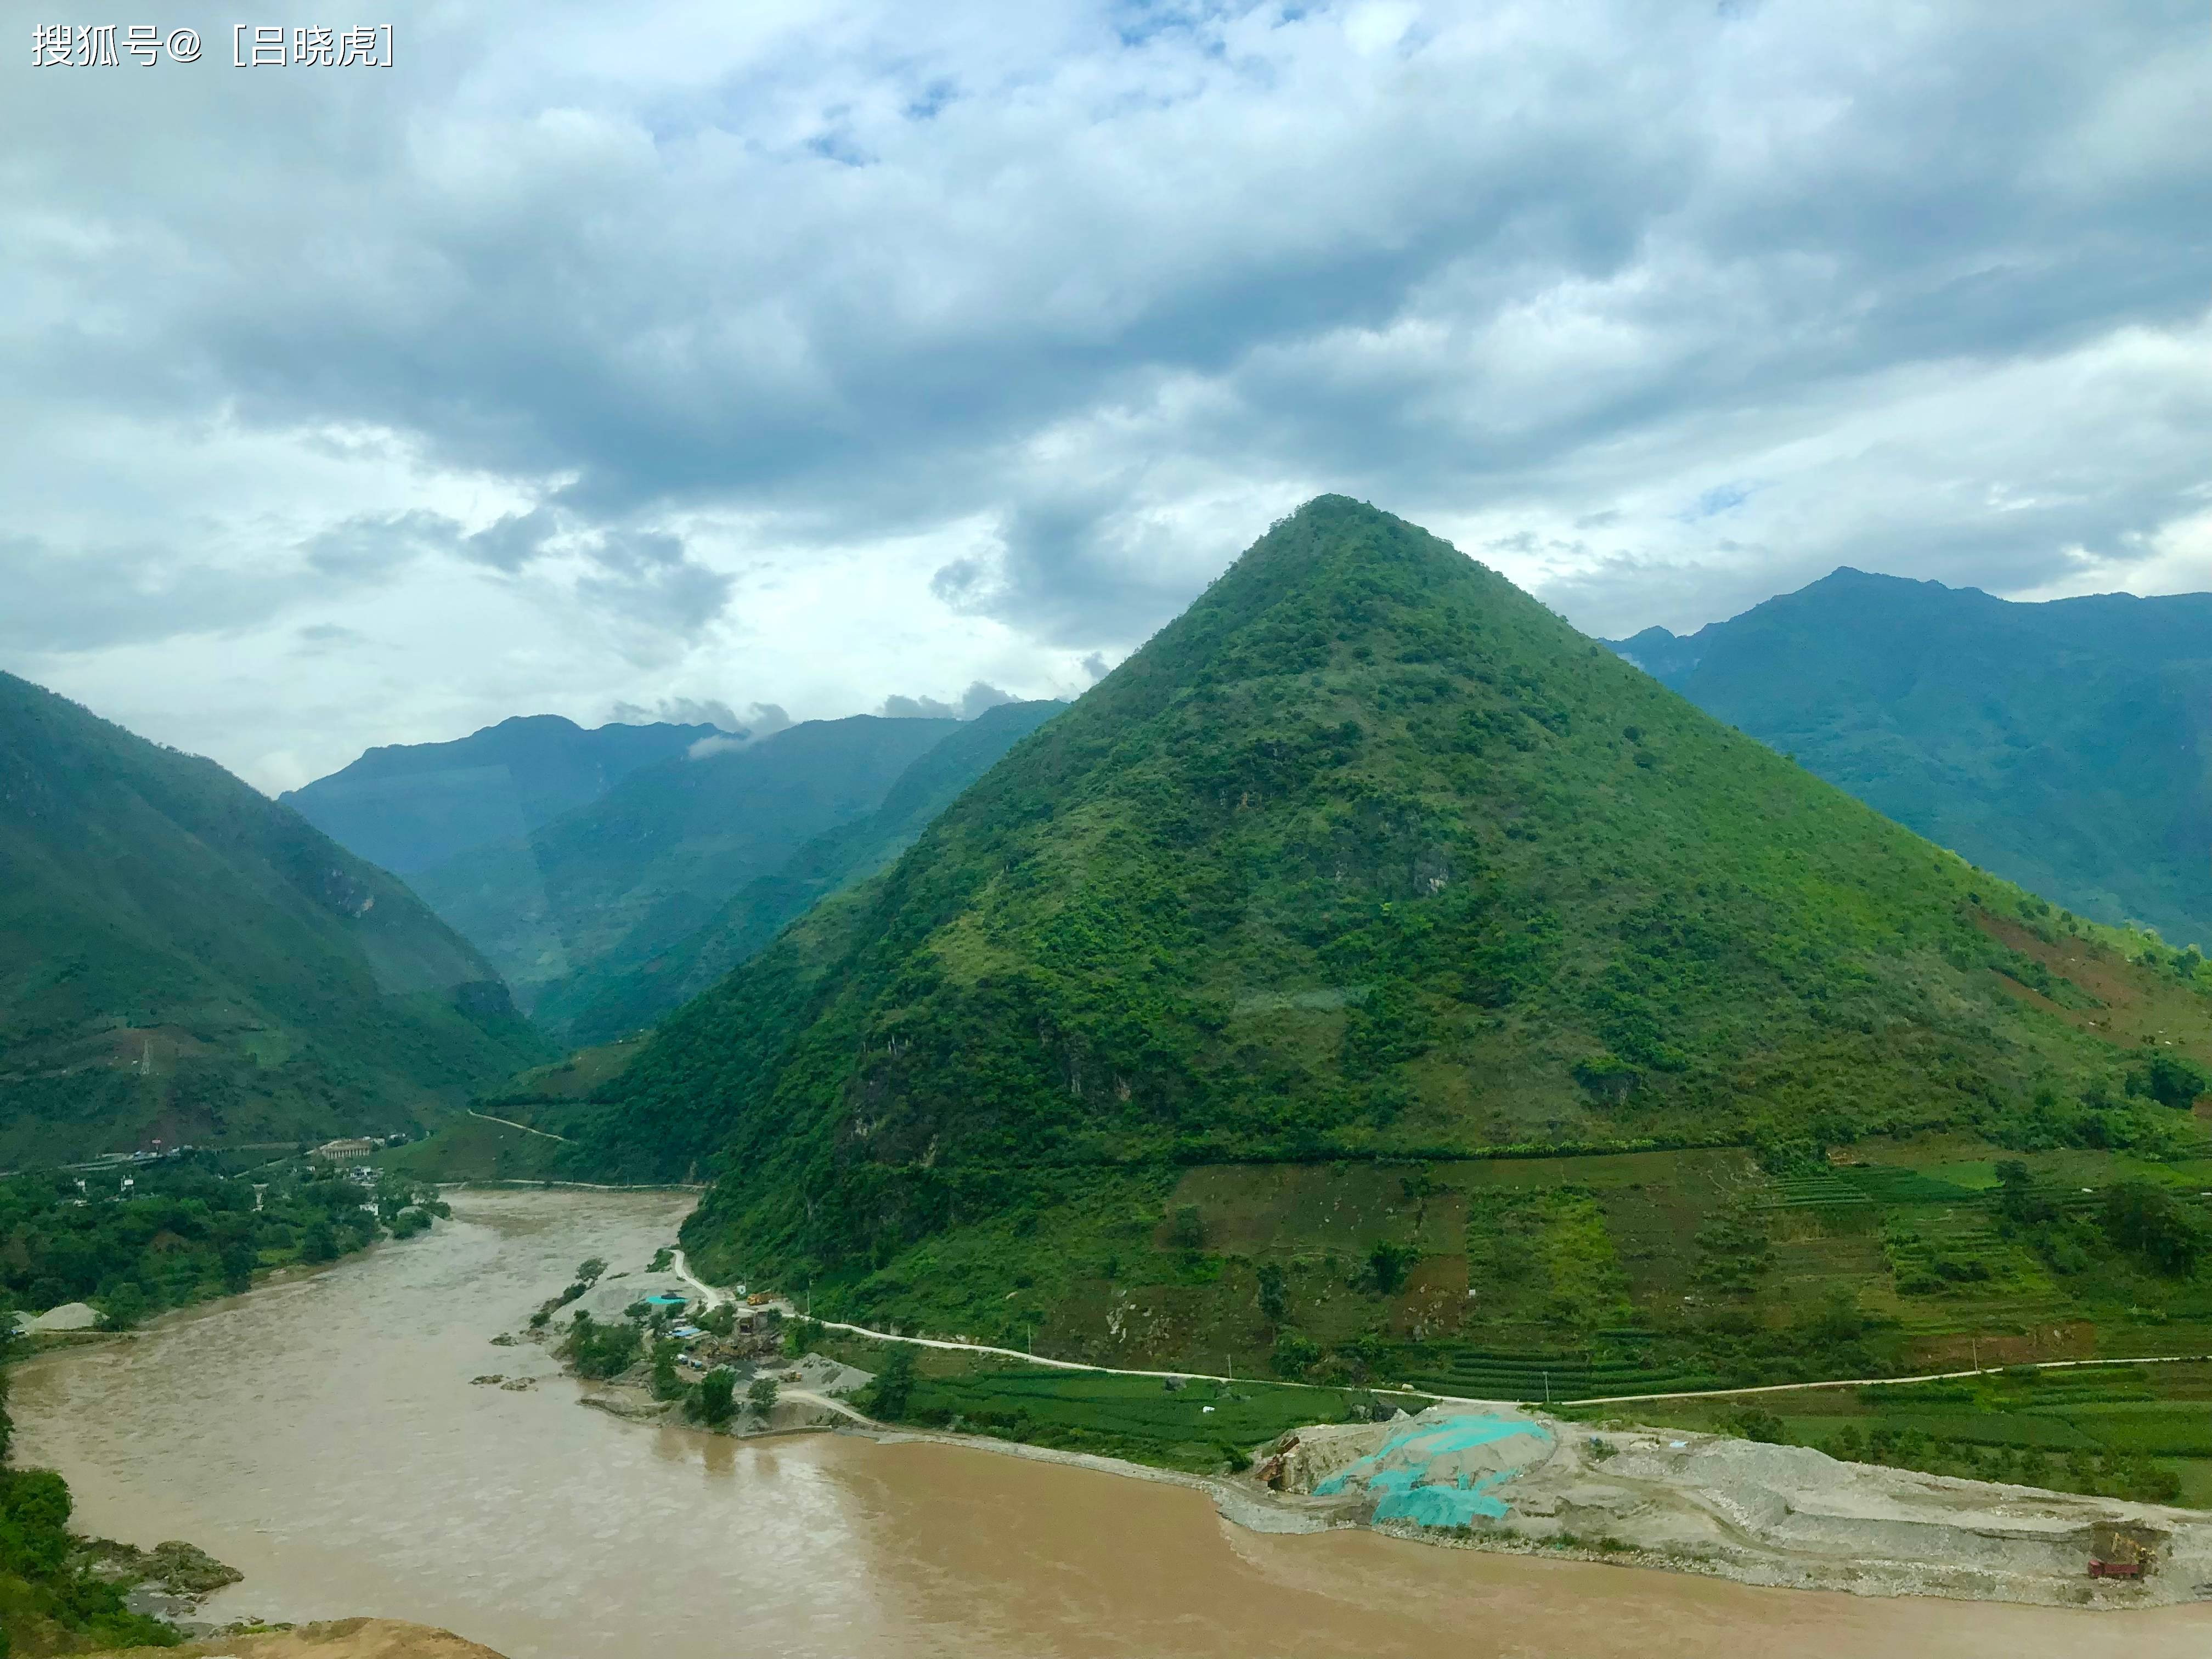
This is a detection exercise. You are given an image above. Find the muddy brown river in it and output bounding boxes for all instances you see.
[16,1188,2212,1657]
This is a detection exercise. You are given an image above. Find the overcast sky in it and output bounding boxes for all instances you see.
[7,2,2207,792]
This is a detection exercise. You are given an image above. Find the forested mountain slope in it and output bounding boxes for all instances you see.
[284,713,721,876]
[1608,570,2212,950]
[533,699,1067,1044]
[574,500,2212,1355]
[0,673,547,1167]
[408,715,962,1009]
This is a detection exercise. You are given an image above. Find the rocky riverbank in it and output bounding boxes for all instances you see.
[74,1536,244,1628]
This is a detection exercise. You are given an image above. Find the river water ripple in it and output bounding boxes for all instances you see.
[15,1189,2212,1658]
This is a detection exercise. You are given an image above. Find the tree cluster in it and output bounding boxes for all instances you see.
[0,1156,443,1327]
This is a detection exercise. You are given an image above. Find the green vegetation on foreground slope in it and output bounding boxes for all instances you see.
[578,497,2212,1393]
[0,673,549,1169]
[685,1133,2212,1443]
[789,1322,1387,1476]
[0,1433,176,1652]
[1609,568,2212,951]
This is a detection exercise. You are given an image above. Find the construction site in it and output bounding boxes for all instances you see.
[1238,1403,2212,1606]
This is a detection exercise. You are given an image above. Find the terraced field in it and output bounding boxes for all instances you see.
[788,1132,2212,1440]
[760,1131,2212,1506]
[1563,1361,2212,1509]
[1390,1341,1722,1402]
[804,1329,1375,1474]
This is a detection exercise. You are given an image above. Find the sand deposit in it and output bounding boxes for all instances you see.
[15,1301,100,1333]
[1247,1403,2212,1606]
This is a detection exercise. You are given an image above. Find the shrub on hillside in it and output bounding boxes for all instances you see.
[2128,1053,2212,1111]
[2101,1180,2208,1276]
[867,1347,917,1419]
[1270,1333,1321,1378]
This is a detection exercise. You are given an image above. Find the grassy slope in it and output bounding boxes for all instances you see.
[408,715,962,1008]
[381,1040,646,1181]
[1612,568,2212,950]
[0,674,548,1167]
[576,498,2212,1377]
[799,1327,1374,1474]
[373,1113,569,1183]
[533,699,1069,1045]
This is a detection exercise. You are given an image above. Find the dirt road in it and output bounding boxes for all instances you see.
[464,1109,568,1142]
[668,1249,732,1308]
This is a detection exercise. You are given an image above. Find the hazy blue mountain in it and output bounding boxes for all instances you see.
[1608,568,2212,946]
[408,715,963,1009]
[283,714,722,875]
[0,672,548,1167]
[532,698,1068,1042]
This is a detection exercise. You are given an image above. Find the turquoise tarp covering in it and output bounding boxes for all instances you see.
[1313,1414,1553,1525]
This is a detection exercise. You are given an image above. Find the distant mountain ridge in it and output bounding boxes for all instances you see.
[1606,568,2212,948]
[283,713,724,876]
[402,714,967,1011]
[0,672,548,1167]
[531,698,1067,1042]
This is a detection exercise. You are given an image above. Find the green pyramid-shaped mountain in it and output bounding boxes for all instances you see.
[0,672,549,1166]
[580,499,2211,1363]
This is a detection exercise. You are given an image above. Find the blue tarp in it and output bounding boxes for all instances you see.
[1313,1414,1553,1526]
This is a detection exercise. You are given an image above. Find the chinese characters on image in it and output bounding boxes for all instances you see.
[31,24,394,66]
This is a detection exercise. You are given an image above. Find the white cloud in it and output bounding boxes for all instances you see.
[876,681,1019,720]
[0,0,2205,788]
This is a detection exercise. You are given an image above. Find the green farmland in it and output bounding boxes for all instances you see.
[799,1327,1384,1475]
[1558,1361,2212,1509]
[772,1127,2212,1497]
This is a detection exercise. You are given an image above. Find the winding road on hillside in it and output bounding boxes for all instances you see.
[667,1249,731,1309]
[663,1251,2212,1408]
[465,1108,568,1142]
[666,1254,1435,1395]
